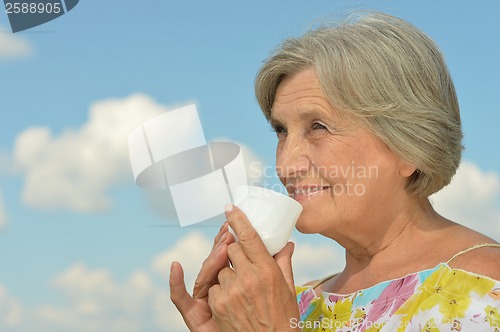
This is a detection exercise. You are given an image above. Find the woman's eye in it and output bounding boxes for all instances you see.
[311,122,327,131]
[272,125,287,138]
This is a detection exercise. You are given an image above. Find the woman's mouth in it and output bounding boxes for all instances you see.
[288,185,331,201]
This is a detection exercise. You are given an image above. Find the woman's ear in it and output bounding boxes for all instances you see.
[399,160,417,178]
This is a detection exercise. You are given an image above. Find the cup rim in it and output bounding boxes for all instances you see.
[232,185,303,211]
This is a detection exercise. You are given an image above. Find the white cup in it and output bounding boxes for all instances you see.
[228,185,303,256]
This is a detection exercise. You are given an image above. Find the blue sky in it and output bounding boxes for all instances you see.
[0,1,499,331]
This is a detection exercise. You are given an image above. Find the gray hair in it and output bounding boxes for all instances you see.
[255,12,462,197]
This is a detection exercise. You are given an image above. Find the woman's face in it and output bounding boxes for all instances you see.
[271,68,415,239]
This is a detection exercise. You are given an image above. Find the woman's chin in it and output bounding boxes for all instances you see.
[295,217,320,234]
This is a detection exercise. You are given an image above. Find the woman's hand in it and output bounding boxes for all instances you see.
[169,222,233,332]
[208,205,300,331]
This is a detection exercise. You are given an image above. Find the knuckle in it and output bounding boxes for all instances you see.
[240,275,255,290]
[169,290,179,304]
[213,227,225,247]
[208,284,216,298]
[196,265,208,282]
[217,269,225,282]
[200,250,218,270]
[200,258,209,271]
[208,288,226,316]
[194,262,214,288]
[227,284,242,299]
[217,269,224,281]
[217,266,231,281]
[193,277,204,291]
[213,300,226,316]
[238,228,259,244]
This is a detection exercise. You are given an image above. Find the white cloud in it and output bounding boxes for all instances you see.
[0,150,13,174]
[0,26,33,58]
[12,93,267,218]
[29,264,158,332]
[431,160,500,241]
[151,232,214,331]
[152,232,212,288]
[0,233,213,332]
[0,231,351,332]
[0,285,23,327]
[52,263,118,300]
[13,94,168,212]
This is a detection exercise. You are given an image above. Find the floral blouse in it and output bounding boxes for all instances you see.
[295,244,500,331]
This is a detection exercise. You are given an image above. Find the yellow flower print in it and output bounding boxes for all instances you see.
[417,267,496,320]
[451,319,462,331]
[394,265,497,331]
[322,296,353,329]
[422,318,440,332]
[353,307,366,321]
[364,322,385,332]
[393,268,447,331]
[451,272,496,297]
[485,305,500,329]
[425,294,471,320]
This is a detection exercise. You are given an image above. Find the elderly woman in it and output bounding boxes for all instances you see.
[170,12,500,331]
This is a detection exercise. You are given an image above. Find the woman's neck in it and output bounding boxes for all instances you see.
[323,197,454,294]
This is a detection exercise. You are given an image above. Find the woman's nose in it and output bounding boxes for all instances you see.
[276,136,311,180]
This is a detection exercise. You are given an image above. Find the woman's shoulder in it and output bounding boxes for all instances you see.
[447,243,500,281]
[403,222,499,281]
[444,228,500,281]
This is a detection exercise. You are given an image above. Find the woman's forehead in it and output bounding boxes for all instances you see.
[275,68,321,98]
[272,71,326,112]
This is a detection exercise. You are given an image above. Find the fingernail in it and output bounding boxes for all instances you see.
[224,204,233,213]
[170,262,175,273]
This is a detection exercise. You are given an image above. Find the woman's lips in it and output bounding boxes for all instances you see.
[288,185,331,201]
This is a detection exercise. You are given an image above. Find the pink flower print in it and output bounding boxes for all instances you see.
[362,274,419,331]
[298,290,316,316]
[328,294,344,303]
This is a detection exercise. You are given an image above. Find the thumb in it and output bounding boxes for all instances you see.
[274,242,296,294]
[169,261,194,314]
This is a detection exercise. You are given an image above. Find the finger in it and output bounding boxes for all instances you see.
[226,242,246,271]
[274,242,296,294]
[213,222,228,247]
[227,241,255,272]
[207,284,222,316]
[225,230,236,244]
[217,266,235,286]
[169,261,195,314]
[193,241,229,299]
[225,204,272,264]
[192,228,230,298]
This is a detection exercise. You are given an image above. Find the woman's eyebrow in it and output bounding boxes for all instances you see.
[298,108,325,120]
[293,107,335,123]
[268,116,283,129]
[269,107,331,125]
